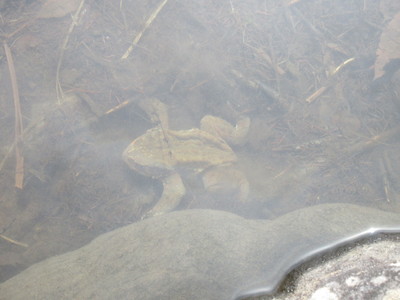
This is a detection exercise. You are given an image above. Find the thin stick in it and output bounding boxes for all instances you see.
[305,58,355,103]
[121,0,168,60]
[0,234,28,248]
[305,86,329,103]
[4,41,24,189]
[56,0,86,102]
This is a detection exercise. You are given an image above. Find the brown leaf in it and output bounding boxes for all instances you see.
[374,12,400,80]
[37,0,81,19]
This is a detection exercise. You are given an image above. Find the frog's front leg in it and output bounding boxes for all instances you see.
[137,97,169,129]
[200,115,250,146]
[143,172,186,219]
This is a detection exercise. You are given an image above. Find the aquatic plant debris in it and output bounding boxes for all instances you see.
[0,204,399,299]
[374,11,400,80]
[37,0,82,19]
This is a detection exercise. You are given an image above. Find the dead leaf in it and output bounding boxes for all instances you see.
[37,0,81,19]
[374,12,400,80]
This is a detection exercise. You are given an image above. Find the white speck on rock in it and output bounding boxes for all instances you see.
[345,276,360,287]
[383,288,400,300]
[371,275,388,286]
[310,287,339,300]
[389,261,400,268]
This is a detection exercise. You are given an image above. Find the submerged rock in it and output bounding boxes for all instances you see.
[0,204,399,300]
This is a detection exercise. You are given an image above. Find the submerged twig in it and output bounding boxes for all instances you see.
[56,0,86,102]
[305,57,355,103]
[4,41,24,189]
[346,124,400,155]
[0,234,28,248]
[305,86,329,103]
[121,0,168,60]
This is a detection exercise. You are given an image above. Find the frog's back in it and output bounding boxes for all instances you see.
[169,128,237,170]
[123,127,237,178]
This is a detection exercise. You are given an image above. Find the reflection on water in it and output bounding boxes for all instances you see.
[0,0,399,298]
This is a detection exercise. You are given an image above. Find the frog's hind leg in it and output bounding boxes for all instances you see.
[200,115,250,146]
[143,172,186,219]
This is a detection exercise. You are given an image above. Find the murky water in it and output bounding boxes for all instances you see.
[0,0,399,298]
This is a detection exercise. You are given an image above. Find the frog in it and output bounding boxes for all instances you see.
[122,98,250,218]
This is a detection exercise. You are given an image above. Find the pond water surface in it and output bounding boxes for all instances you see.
[0,0,399,298]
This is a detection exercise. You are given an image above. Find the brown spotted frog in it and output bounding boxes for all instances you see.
[123,98,250,218]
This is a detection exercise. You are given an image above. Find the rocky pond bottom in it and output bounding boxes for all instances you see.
[0,203,399,300]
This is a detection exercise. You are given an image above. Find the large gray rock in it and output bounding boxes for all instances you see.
[0,204,399,300]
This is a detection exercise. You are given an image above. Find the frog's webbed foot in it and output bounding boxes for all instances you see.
[200,115,250,146]
[142,172,186,219]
